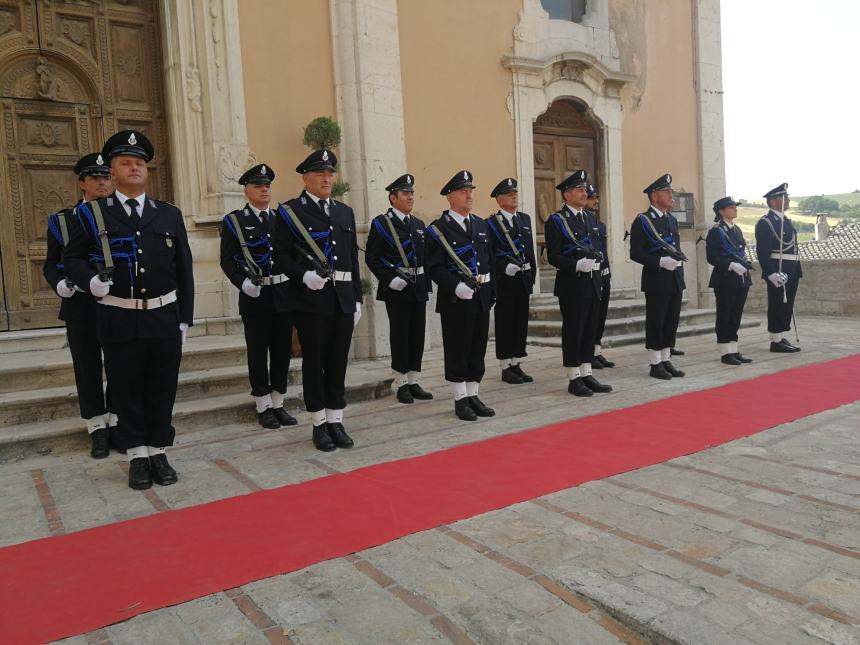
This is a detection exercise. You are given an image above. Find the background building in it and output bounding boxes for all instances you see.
[0,0,726,359]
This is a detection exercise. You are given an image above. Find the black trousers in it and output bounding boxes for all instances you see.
[494,293,529,360]
[66,319,109,419]
[385,301,426,374]
[103,337,182,450]
[594,275,611,346]
[644,291,682,351]
[441,308,490,382]
[559,296,598,367]
[714,286,749,343]
[766,277,799,333]
[292,311,354,412]
[242,310,292,396]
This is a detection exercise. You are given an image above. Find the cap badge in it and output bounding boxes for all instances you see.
[322,150,329,161]
[96,155,103,165]
[507,178,513,186]
[667,174,672,183]
[406,175,412,184]
[463,171,468,180]
[128,133,137,145]
[261,165,267,174]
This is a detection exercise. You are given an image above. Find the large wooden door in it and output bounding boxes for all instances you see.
[532,99,599,264]
[0,0,171,330]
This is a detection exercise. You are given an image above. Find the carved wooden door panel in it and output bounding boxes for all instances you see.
[0,0,171,330]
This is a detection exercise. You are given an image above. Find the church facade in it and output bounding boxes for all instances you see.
[0,0,725,359]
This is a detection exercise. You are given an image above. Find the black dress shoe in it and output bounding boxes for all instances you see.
[568,377,593,396]
[90,427,109,459]
[258,408,281,429]
[779,338,801,352]
[582,375,612,393]
[511,364,533,383]
[455,398,478,421]
[670,348,685,356]
[409,383,434,400]
[327,422,354,448]
[468,396,495,417]
[501,366,524,384]
[108,426,126,455]
[721,354,742,366]
[128,457,152,490]
[150,453,178,486]
[590,357,604,369]
[770,341,800,353]
[596,354,615,368]
[273,407,298,426]
[734,353,752,363]
[312,423,336,451]
[396,384,415,404]
[663,361,685,377]
[649,363,673,380]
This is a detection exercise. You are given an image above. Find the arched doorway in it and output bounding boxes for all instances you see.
[0,0,172,330]
[532,98,601,263]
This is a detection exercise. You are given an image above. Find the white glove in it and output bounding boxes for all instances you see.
[179,323,188,345]
[768,272,786,287]
[728,262,747,276]
[241,278,262,298]
[56,280,75,299]
[89,275,111,297]
[659,256,681,271]
[389,276,408,291]
[454,282,474,300]
[353,302,362,328]
[505,263,521,276]
[575,258,595,273]
[302,270,328,291]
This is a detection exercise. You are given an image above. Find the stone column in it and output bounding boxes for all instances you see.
[329,0,408,359]
[692,0,727,308]
[161,0,254,322]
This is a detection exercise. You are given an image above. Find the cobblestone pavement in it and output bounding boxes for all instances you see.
[4,315,859,644]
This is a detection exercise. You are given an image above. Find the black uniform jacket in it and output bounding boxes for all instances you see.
[486,210,536,298]
[220,204,288,316]
[43,202,98,323]
[545,205,603,300]
[425,211,495,315]
[271,191,362,315]
[706,221,753,290]
[365,209,431,303]
[63,193,195,342]
[629,207,686,293]
[754,210,803,280]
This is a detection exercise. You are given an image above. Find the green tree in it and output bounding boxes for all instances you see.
[302,117,350,199]
[798,195,839,214]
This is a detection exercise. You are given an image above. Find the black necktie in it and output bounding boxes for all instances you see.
[319,200,329,218]
[126,198,140,226]
[259,209,268,224]
[464,216,472,236]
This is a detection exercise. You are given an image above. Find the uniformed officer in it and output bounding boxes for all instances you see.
[755,183,802,353]
[365,173,434,404]
[586,183,615,369]
[707,196,754,365]
[486,178,536,384]
[64,130,195,490]
[545,170,612,397]
[629,174,686,380]
[425,170,496,421]
[220,163,297,428]
[271,149,363,452]
[43,152,117,459]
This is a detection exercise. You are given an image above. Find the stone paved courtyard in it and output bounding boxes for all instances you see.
[4,315,860,644]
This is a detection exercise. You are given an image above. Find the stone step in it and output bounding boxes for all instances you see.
[0,333,253,394]
[527,308,716,338]
[527,318,760,349]
[529,298,690,322]
[0,369,393,463]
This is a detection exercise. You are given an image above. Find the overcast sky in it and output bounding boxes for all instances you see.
[721,0,859,199]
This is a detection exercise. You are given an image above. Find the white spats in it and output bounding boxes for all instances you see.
[106,412,118,428]
[511,357,522,366]
[407,371,419,385]
[580,363,593,377]
[770,332,783,342]
[718,342,731,357]
[649,350,662,366]
[567,366,581,380]
[729,341,738,354]
[661,348,671,362]
[452,382,468,401]
[85,416,107,435]
[271,390,286,409]
[127,446,149,461]
[594,344,602,355]
[499,359,512,369]
[255,393,273,414]
[311,409,327,426]
[325,408,343,424]
[393,371,408,388]
[466,381,479,397]
[148,446,166,456]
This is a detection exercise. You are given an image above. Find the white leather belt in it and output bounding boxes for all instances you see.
[332,271,352,282]
[99,290,178,311]
[770,253,798,260]
[475,273,491,284]
[260,273,288,286]
[408,266,425,276]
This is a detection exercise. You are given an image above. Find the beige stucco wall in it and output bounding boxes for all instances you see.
[237,0,338,204]
[397,0,520,222]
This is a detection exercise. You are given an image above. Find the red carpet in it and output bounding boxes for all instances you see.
[4,354,860,643]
